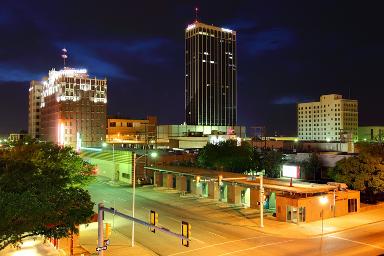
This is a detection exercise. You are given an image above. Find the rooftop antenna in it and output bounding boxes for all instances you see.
[61,48,68,69]
[194,7,199,22]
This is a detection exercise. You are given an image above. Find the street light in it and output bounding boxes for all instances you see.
[131,151,158,247]
[319,196,328,236]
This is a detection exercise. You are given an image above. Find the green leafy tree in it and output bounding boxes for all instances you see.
[197,140,254,173]
[300,153,322,180]
[260,150,284,178]
[0,142,95,250]
[329,144,384,203]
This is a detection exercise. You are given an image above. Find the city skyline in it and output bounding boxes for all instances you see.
[1,1,384,135]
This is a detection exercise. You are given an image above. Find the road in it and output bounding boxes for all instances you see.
[88,177,384,256]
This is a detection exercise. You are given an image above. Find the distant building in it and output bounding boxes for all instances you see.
[185,21,237,126]
[157,124,246,149]
[106,116,157,147]
[39,68,107,148]
[358,126,384,142]
[8,132,27,142]
[297,94,358,142]
[28,80,43,139]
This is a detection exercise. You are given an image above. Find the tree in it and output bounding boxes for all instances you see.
[260,150,284,178]
[197,140,254,173]
[301,153,322,180]
[329,144,384,203]
[0,142,95,250]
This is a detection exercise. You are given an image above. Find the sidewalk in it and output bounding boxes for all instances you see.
[79,223,157,256]
[238,204,384,239]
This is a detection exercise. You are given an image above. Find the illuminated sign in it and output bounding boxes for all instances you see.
[282,165,300,179]
[186,24,196,31]
[221,28,233,33]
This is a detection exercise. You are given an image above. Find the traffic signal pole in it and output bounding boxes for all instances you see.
[97,203,105,256]
[97,204,191,252]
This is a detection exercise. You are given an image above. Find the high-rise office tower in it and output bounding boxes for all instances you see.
[28,80,43,139]
[297,94,358,142]
[185,21,237,126]
[40,68,107,148]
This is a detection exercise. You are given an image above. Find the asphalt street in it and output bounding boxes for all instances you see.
[88,177,384,256]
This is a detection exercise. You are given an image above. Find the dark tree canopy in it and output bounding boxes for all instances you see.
[300,153,322,180]
[0,142,95,250]
[329,143,384,203]
[197,140,254,173]
[197,140,285,177]
[259,150,285,178]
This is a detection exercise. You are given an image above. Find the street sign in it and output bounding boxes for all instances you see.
[96,246,107,251]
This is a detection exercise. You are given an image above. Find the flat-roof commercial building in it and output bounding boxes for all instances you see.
[297,94,358,142]
[106,116,157,147]
[185,21,237,126]
[358,126,384,142]
[157,124,246,149]
[145,165,360,224]
[39,68,107,148]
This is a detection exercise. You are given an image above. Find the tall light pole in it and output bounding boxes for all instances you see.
[131,151,158,247]
[320,196,328,236]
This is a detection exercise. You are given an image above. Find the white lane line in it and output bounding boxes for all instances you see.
[191,236,206,244]
[328,235,384,250]
[166,216,180,222]
[208,231,226,239]
[167,235,270,256]
[218,240,293,256]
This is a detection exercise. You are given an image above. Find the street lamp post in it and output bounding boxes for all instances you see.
[319,196,328,236]
[256,171,265,228]
[131,151,158,247]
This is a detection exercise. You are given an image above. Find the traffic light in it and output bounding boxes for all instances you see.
[218,175,223,186]
[105,223,112,239]
[149,210,158,233]
[181,221,191,247]
[196,176,200,183]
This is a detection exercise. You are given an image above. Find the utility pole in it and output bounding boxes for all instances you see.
[132,153,136,247]
[97,203,104,256]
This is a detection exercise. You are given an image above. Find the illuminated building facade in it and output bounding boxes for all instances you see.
[40,68,107,148]
[106,116,157,147]
[28,80,43,139]
[185,21,237,126]
[297,94,358,142]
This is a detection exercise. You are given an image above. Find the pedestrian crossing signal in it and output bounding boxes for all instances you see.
[181,221,191,247]
[150,210,158,233]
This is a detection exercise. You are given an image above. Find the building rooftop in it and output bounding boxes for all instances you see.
[145,165,338,194]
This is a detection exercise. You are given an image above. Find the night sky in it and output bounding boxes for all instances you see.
[1,1,384,136]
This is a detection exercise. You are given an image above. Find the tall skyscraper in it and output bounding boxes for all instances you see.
[297,94,358,142]
[185,21,237,126]
[28,80,43,139]
[39,68,107,148]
